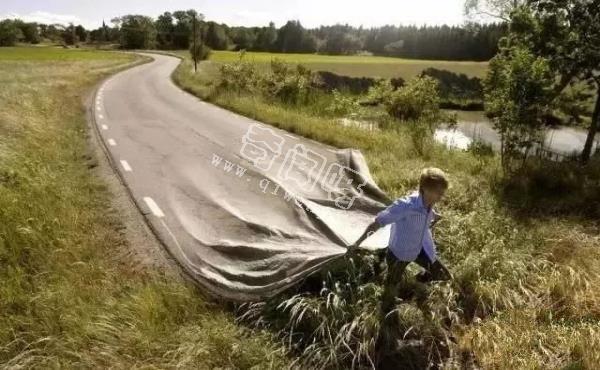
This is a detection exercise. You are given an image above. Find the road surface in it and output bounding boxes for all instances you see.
[92,53,392,301]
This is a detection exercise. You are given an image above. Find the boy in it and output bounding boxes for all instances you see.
[347,167,452,317]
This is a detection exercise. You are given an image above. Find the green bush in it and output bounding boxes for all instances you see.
[484,45,554,174]
[217,59,261,94]
[189,42,211,63]
[368,76,442,123]
[0,19,22,47]
[262,59,317,105]
[325,89,363,117]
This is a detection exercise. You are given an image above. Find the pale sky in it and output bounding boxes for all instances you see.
[0,0,471,29]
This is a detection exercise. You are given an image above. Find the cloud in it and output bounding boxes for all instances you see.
[0,11,96,28]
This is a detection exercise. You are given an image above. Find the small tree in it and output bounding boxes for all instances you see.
[61,23,79,46]
[205,21,229,50]
[484,44,554,173]
[118,15,157,49]
[369,76,442,123]
[189,13,210,72]
[506,0,600,163]
[0,19,21,46]
[368,76,446,156]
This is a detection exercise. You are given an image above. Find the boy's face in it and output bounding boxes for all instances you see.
[423,185,446,206]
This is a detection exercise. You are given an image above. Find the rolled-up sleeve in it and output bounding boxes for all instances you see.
[375,199,409,226]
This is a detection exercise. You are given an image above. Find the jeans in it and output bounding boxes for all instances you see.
[380,247,451,317]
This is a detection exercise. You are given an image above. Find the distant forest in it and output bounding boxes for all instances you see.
[0,11,506,61]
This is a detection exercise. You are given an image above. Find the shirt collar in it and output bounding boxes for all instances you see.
[413,190,430,212]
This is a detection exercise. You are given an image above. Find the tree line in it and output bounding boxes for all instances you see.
[0,11,504,61]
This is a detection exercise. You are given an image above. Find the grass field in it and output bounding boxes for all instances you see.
[0,47,287,368]
[174,55,600,369]
[0,45,128,61]
[175,50,489,80]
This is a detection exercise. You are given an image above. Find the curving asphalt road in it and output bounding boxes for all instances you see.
[92,53,392,301]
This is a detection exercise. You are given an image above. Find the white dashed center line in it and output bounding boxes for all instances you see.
[107,138,117,146]
[120,160,132,172]
[101,124,108,130]
[98,114,104,119]
[144,197,165,218]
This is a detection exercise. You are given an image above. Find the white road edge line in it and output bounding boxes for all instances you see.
[107,138,116,146]
[144,197,165,218]
[120,160,132,172]
[101,124,108,130]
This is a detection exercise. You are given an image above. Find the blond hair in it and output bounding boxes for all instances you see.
[419,167,449,191]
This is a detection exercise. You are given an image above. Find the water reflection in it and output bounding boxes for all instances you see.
[435,111,600,155]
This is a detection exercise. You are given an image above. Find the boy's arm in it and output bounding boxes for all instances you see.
[347,221,382,253]
[347,198,409,254]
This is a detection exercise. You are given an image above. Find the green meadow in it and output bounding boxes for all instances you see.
[194,50,489,80]
[0,45,124,61]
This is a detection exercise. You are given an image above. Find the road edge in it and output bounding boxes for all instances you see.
[83,53,213,296]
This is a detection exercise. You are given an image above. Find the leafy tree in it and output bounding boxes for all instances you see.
[362,23,505,60]
[189,12,210,72]
[320,25,362,55]
[38,24,62,42]
[507,0,600,163]
[254,22,277,51]
[61,24,79,45]
[205,21,230,50]
[484,44,554,173]
[464,0,526,21]
[230,27,257,50]
[16,21,40,44]
[371,76,442,122]
[274,20,316,53]
[155,12,175,49]
[0,19,22,46]
[172,10,198,49]
[118,15,156,49]
[89,20,118,43]
[75,25,87,43]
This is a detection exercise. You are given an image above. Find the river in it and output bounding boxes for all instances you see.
[435,111,600,157]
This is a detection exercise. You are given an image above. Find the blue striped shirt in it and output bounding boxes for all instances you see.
[375,190,437,262]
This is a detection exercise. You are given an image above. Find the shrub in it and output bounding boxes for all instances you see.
[189,42,211,63]
[217,59,261,94]
[484,45,554,174]
[261,59,318,105]
[0,19,21,47]
[369,76,442,123]
[325,89,363,117]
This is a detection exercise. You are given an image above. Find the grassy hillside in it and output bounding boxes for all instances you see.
[0,46,288,368]
[174,55,600,369]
